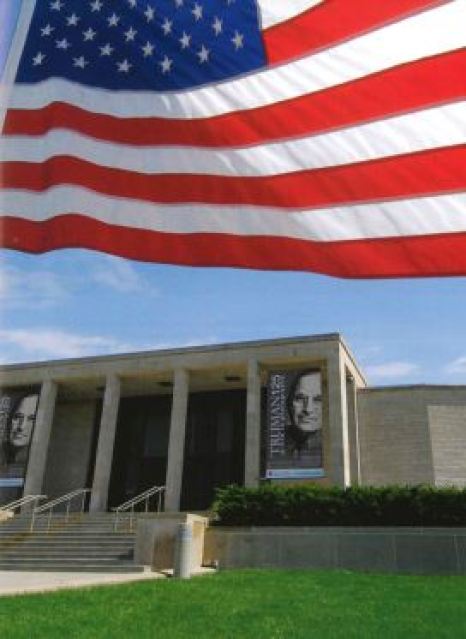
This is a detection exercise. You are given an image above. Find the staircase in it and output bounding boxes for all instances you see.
[0,513,146,572]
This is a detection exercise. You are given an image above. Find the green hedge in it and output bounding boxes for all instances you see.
[211,484,466,527]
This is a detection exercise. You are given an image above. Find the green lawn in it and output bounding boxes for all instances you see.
[1,570,466,639]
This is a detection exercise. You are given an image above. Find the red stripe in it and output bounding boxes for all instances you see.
[263,0,449,65]
[2,215,466,278]
[2,146,465,207]
[4,50,464,147]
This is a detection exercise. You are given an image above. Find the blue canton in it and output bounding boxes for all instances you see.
[17,0,266,91]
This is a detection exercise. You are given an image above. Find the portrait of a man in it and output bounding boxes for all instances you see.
[285,370,322,464]
[266,369,324,479]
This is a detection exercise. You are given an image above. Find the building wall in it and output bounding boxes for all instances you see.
[43,400,97,499]
[429,405,466,487]
[358,387,466,487]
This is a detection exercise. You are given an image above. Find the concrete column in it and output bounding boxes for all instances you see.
[327,348,351,487]
[244,358,262,487]
[90,374,121,512]
[346,373,362,485]
[165,369,190,512]
[23,379,58,497]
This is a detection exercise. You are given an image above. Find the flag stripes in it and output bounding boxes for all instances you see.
[3,146,464,209]
[4,49,464,148]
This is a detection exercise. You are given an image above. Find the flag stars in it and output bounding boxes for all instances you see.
[41,24,55,37]
[161,19,173,35]
[90,0,103,11]
[141,41,155,57]
[212,17,222,36]
[32,52,46,66]
[50,0,64,11]
[174,0,184,6]
[100,42,114,56]
[56,37,71,50]
[124,27,138,41]
[117,59,132,73]
[73,55,88,68]
[197,44,209,63]
[83,27,97,41]
[192,3,203,21]
[66,13,80,27]
[179,31,191,49]
[108,13,120,27]
[144,5,155,22]
[160,55,173,73]
[128,0,137,7]
[231,31,244,50]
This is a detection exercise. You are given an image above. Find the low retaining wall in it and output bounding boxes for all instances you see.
[203,527,466,575]
[135,513,208,571]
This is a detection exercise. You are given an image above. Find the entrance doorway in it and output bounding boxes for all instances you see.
[180,389,246,511]
[108,395,170,508]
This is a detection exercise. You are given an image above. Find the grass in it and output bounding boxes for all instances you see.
[1,570,466,639]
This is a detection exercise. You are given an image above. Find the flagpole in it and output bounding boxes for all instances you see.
[0,0,37,134]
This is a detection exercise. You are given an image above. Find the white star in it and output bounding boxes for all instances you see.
[144,5,155,22]
[212,17,222,36]
[100,43,114,56]
[66,13,80,27]
[41,24,55,37]
[32,51,46,66]
[161,19,172,35]
[117,59,132,73]
[197,44,209,63]
[73,55,88,68]
[50,0,64,11]
[192,3,203,21]
[83,27,97,41]
[124,27,137,41]
[174,0,184,6]
[108,13,120,27]
[141,41,155,57]
[231,31,244,50]
[160,55,173,74]
[56,38,71,50]
[90,0,103,11]
[179,31,191,49]
[128,0,137,7]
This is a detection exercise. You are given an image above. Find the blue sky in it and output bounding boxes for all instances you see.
[1,1,466,386]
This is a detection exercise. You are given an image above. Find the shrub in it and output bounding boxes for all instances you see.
[211,484,466,526]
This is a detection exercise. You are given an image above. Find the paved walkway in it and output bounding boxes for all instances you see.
[0,569,165,597]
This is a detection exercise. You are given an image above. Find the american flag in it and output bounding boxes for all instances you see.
[0,0,465,277]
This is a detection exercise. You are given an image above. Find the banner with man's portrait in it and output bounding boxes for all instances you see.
[0,388,40,503]
[266,370,324,479]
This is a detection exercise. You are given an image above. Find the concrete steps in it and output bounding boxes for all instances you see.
[0,513,147,572]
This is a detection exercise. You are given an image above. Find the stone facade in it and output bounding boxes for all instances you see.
[0,334,465,510]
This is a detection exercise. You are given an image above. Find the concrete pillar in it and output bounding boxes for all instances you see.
[327,348,351,487]
[346,372,362,485]
[165,369,190,512]
[244,358,262,487]
[23,379,58,496]
[90,374,121,512]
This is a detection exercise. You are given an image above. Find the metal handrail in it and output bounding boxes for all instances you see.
[30,488,90,533]
[113,485,165,532]
[0,494,47,514]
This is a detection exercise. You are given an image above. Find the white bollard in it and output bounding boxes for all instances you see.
[174,521,193,579]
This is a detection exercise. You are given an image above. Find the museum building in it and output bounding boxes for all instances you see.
[0,333,465,510]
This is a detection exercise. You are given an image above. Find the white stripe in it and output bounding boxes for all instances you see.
[3,103,464,177]
[3,0,466,119]
[3,1,464,120]
[257,0,324,29]
[2,187,466,242]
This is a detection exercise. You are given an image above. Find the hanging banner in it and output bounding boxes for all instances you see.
[266,370,323,479]
[0,389,40,502]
